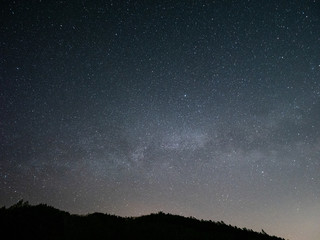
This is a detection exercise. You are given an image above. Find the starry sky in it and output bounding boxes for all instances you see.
[1,1,320,239]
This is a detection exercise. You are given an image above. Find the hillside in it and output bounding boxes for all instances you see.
[0,201,285,240]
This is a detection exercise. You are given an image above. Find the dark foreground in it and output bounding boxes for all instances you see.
[0,201,285,240]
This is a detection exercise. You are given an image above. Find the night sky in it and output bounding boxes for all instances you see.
[1,1,320,239]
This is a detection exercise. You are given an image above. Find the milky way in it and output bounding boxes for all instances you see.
[1,1,320,240]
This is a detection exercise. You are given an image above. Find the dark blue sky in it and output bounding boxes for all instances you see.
[1,1,320,240]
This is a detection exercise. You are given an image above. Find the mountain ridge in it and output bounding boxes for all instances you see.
[0,200,286,240]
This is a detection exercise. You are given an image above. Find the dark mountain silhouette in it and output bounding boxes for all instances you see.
[0,200,286,240]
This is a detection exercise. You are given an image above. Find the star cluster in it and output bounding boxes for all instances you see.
[1,1,320,240]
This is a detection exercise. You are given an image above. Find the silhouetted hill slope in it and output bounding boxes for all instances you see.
[0,201,285,240]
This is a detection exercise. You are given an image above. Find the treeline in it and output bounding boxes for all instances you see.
[0,200,286,240]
